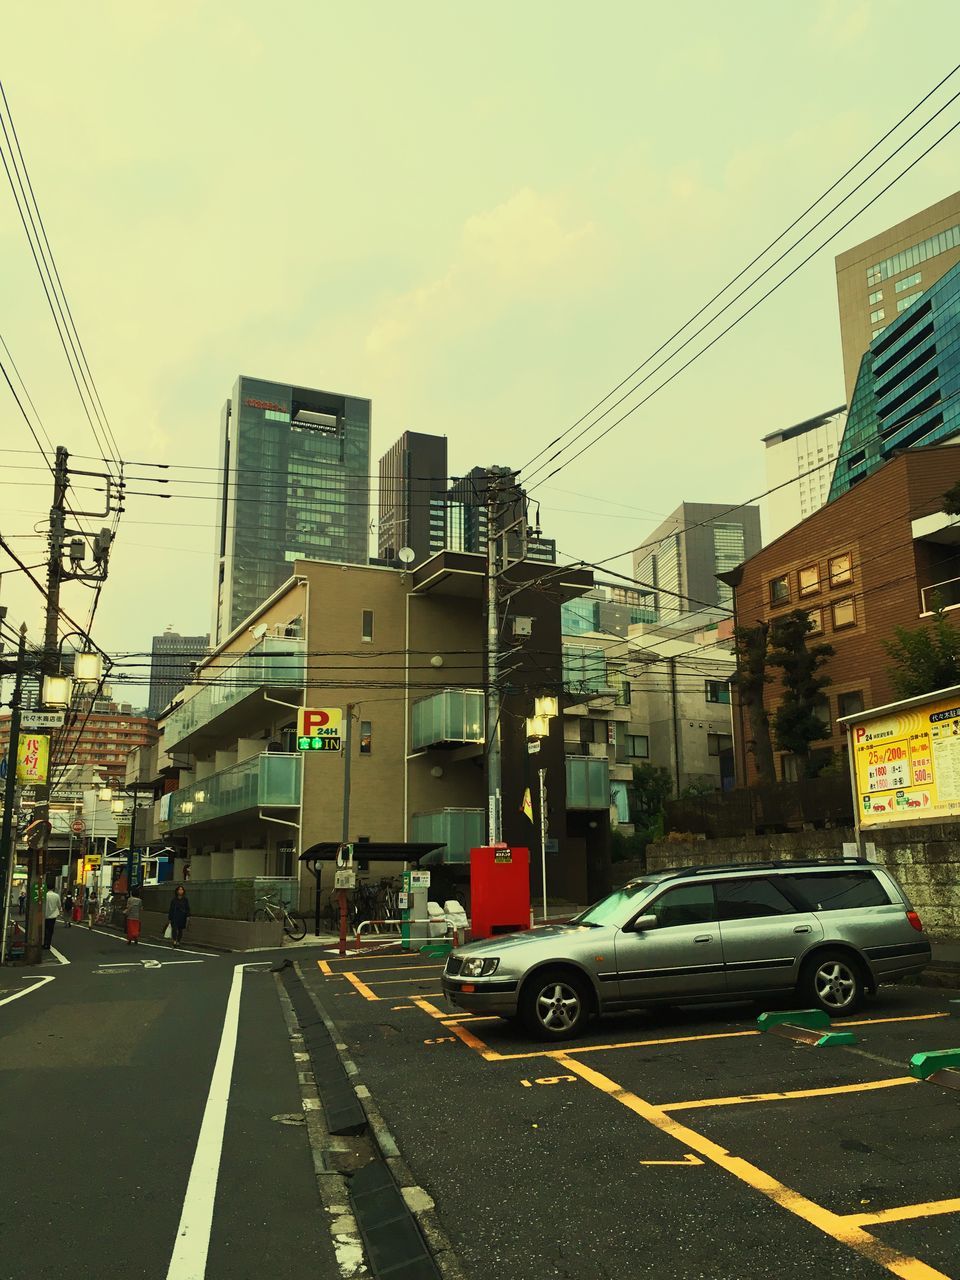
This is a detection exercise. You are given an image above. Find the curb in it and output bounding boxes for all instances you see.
[294,961,468,1280]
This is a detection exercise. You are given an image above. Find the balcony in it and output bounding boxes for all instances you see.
[164,636,305,753]
[167,752,300,832]
[921,575,960,615]
[411,689,484,752]
[411,808,485,863]
[565,755,610,810]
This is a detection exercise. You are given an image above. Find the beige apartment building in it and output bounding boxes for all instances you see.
[156,551,601,906]
[836,191,960,403]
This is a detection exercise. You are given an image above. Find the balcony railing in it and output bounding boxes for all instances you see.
[411,689,484,751]
[164,636,305,751]
[921,576,960,614]
[167,752,300,831]
[565,755,611,810]
[411,807,485,863]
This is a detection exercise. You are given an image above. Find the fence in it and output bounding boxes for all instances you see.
[665,776,854,839]
[140,876,299,921]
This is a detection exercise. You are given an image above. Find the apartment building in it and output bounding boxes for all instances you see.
[0,696,157,788]
[725,444,960,785]
[762,406,846,542]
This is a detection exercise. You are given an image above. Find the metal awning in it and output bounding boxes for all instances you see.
[299,841,444,866]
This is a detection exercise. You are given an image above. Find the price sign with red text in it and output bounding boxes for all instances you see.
[849,692,960,827]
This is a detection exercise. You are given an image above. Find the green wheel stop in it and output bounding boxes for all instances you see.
[420,943,452,958]
[910,1048,960,1079]
[815,1031,858,1046]
[757,1009,831,1032]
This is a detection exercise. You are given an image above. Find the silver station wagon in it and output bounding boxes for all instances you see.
[441,859,932,1039]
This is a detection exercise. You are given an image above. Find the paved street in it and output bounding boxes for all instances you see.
[301,946,960,1280]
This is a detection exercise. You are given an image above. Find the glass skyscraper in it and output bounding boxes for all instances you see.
[213,375,371,644]
[829,259,960,500]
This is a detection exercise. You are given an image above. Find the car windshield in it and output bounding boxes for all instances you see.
[571,880,659,928]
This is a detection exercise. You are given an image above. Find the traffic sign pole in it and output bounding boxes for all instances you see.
[0,626,27,966]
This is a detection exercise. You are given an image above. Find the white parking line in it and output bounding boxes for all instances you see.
[0,975,56,1006]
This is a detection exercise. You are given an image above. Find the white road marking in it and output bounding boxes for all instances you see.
[49,944,70,965]
[84,924,209,957]
[0,975,56,1007]
[165,963,255,1279]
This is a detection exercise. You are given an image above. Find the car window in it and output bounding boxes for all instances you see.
[574,881,658,927]
[716,878,798,920]
[647,884,716,929]
[784,871,892,912]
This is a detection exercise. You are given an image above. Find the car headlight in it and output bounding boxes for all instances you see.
[461,957,499,977]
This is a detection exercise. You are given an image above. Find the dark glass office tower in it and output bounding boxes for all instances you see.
[213,375,371,644]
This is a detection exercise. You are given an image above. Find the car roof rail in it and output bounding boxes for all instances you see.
[650,856,872,881]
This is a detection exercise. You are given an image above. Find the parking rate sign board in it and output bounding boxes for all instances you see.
[297,706,342,752]
[849,690,960,827]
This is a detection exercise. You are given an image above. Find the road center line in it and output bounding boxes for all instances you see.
[165,963,248,1280]
[0,974,55,1007]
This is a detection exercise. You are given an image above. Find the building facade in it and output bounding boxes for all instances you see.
[726,445,960,786]
[0,696,157,788]
[377,431,449,564]
[212,375,371,645]
[836,191,960,403]
[830,258,960,500]
[148,628,209,717]
[634,502,761,620]
[762,406,846,542]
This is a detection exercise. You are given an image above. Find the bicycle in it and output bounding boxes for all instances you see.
[253,894,307,941]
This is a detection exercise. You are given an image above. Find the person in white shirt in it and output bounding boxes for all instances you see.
[43,884,61,951]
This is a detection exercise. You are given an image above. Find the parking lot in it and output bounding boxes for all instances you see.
[301,945,960,1280]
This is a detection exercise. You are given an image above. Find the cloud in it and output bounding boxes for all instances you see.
[814,0,871,49]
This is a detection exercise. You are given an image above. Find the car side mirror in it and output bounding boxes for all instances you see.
[630,914,658,932]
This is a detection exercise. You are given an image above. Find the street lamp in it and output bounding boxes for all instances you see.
[42,674,72,708]
[73,651,103,683]
[111,798,125,815]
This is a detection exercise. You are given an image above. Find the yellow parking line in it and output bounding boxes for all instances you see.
[342,971,380,1002]
[345,964,444,975]
[557,1054,951,1280]
[661,1076,919,1112]
[317,959,333,976]
[842,1198,960,1228]
[360,975,448,986]
[844,1013,949,1028]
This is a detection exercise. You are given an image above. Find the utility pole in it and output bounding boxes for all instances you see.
[668,654,682,798]
[0,625,27,965]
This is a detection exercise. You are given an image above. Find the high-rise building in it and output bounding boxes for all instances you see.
[829,258,960,500]
[761,406,846,543]
[835,191,960,403]
[634,502,761,620]
[148,628,209,717]
[213,375,371,645]
[377,431,449,563]
[0,696,157,787]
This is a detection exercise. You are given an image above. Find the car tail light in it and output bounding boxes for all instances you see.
[907,910,924,932]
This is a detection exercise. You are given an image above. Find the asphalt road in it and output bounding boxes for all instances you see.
[0,923,339,1280]
[302,946,960,1280]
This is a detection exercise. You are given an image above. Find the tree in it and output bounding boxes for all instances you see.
[732,621,777,786]
[767,609,834,777]
[629,763,673,845]
[943,480,960,516]
[883,605,960,699]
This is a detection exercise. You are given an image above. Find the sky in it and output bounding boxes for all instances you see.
[3,0,960,704]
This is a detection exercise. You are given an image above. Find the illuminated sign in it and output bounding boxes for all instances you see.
[297,736,342,752]
[297,707,342,738]
[244,397,286,412]
[847,690,960,827]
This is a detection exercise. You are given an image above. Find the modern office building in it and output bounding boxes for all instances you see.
[634,502,761,620]
[835,191,960,403]
[829,259,960,500]
[377,431,449,564]
[762,406,846,542]
[212,375,371,645]
[148,628,209,717]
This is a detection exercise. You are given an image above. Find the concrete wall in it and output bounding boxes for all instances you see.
[141,910,283,950]
[646,825,960,938]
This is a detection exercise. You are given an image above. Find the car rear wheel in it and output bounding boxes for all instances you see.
[520,968,592,1040]
[801,951,865,1016]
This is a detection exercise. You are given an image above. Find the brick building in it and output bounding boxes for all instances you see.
[724,444,960,785]
[0,696,158,787]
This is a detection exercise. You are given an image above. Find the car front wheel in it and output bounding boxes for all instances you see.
[520,968,592,1040]
[801,951,865,1016]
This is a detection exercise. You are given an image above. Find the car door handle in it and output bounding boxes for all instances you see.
[794,925,811,934]
[694,934,713,943]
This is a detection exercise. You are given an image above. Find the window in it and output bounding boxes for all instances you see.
[705,679,731,704]
[716,878,797,920]
[872,327,886,339]
[868,290,883,304]
[359,721,372,754]
[829,552,853,586]
[647,884,716,929]
[896,292,922,313]
[609,668,631,706]
[626,734,649,758]
[798,564,820,596]
[813,697,831,734]
[806,607,823,635]
[832,598,856,629]
[707,733,732,757]
[769,574,790,605]
[786,871,891,912]
[837,690,864,718]
[361,609,374,642]
[870,308,885,323]
[895,272,922,293]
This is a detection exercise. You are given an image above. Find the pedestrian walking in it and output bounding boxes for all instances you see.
[62,890,74,928]
[87,890,98,929]
[124,889,142,945]
[18,891,25,917]
[167,884,190,947]
[43,882,61,951]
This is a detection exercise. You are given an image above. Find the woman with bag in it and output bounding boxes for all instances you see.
[167,884,190,947]
[124,889,142,945]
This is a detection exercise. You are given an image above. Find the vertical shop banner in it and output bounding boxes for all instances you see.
[850,691,960,827]
[16,734,50,785]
